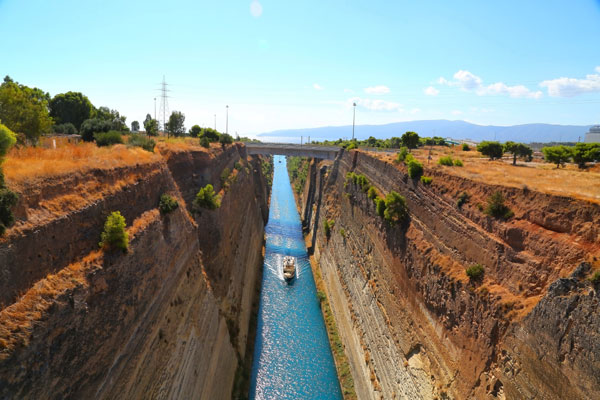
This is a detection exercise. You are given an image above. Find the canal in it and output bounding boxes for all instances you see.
[249,155,342,399]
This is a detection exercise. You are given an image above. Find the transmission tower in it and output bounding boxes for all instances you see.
[157,75,170,133]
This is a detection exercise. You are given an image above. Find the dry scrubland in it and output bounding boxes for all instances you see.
[3,138,215,187]
[372,146,600,204]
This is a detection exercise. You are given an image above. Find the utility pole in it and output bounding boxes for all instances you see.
[214,114,216,131]
[301,136,303,146]
[226,105,229,135]
[154,98,156,121]
[352,102,356,141]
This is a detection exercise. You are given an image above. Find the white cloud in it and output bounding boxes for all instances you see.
[540,67,600,97]
[343,88,354,93]
[348,97,403,112]
[409,108,420,114]
[364,85,391,94]
[439,70,542,99]
[424,86,439,96]
[313,83,323,90]
[250,1,263,17]
[452,110,463,115]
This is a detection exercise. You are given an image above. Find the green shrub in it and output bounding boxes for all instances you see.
[340,228,346,238]
[456,191,470,208]
[0,123,17,158]
[420,176,433,185]
[484,191,514,220]
[0,187,18,235]
[316,290,327,303]
[234,160,243,171]
[128,133,155,152]
[590,271,600,285]
[462,143,470,151]
[367,185,378,200]
[396,147,409,163]
[403,153,415,165]
[438,156,454,166]
[94,131,123,147]
[383,191,408,224]
[193,184,221,210]
[323,219,334,239]
[453,159,464,167]
[407,160,423,179]
[220,167,231,186]
[346,142,357,150]
[376,197,386,218]
[99,211,129,252]
[466,264,484,281]
[158,193,178,214]
[200,136,210,148]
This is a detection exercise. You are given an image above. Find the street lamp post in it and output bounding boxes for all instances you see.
[154,98,156,121]
[214,114,216,131]
[226,105,229,135]
[352,102,356,141]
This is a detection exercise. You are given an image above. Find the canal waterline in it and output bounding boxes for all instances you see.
[249,155,342,399]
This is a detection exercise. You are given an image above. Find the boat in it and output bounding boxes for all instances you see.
[282,256,296,282]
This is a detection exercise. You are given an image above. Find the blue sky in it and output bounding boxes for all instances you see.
[1,0,599,136]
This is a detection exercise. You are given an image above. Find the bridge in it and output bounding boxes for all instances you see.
[245,143,341,160]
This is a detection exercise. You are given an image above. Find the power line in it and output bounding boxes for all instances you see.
[157,75,171,133]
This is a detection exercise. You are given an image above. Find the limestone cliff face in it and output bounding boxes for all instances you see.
[300,150,600,399]
[0,144,269,399]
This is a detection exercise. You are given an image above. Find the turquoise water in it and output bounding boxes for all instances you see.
[249,155,342,400]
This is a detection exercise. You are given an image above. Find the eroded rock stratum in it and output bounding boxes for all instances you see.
[297,151,599,399]
[0,143,270,399]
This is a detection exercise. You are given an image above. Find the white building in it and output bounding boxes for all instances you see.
[585,125,600,143]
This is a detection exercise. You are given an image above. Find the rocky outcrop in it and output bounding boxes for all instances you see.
[301,150,600,399]
[0,144,269,399]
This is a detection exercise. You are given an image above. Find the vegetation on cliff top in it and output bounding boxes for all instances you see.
[466,264,485,281]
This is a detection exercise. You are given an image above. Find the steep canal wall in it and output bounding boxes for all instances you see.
[0,143,270,399]
[296,150,600,399]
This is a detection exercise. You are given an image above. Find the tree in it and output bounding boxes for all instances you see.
[131,120,140,132]
[477,141,504,160]
[0,123,17,158]
[401,131,420,150]
[193,184,220,210]
[542,145,572,168]
[219,133,233,149]
[165,111,185,137]
[0,76,53,142]
[571,143,600,169]
[99,211,129,252]
[79,118,112,142]
[53,123,77,134]
[189,124,201,137]
[383,191,408,224]
[201,127,220,142]
[93,106,128,131]
[143,114,158,137]
[49,91,94,130]
[503,141,533,165]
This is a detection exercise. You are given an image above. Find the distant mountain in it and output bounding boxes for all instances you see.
[258,120,592,143]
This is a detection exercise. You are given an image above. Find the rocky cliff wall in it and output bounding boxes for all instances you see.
[0,143,269,399]
[302,150,600,399]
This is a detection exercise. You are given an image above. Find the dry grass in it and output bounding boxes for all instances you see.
[4,143,160,185]
[371,146,600,204]
[0,251,101,359]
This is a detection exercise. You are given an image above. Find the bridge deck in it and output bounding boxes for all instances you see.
[245,143,341,160]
